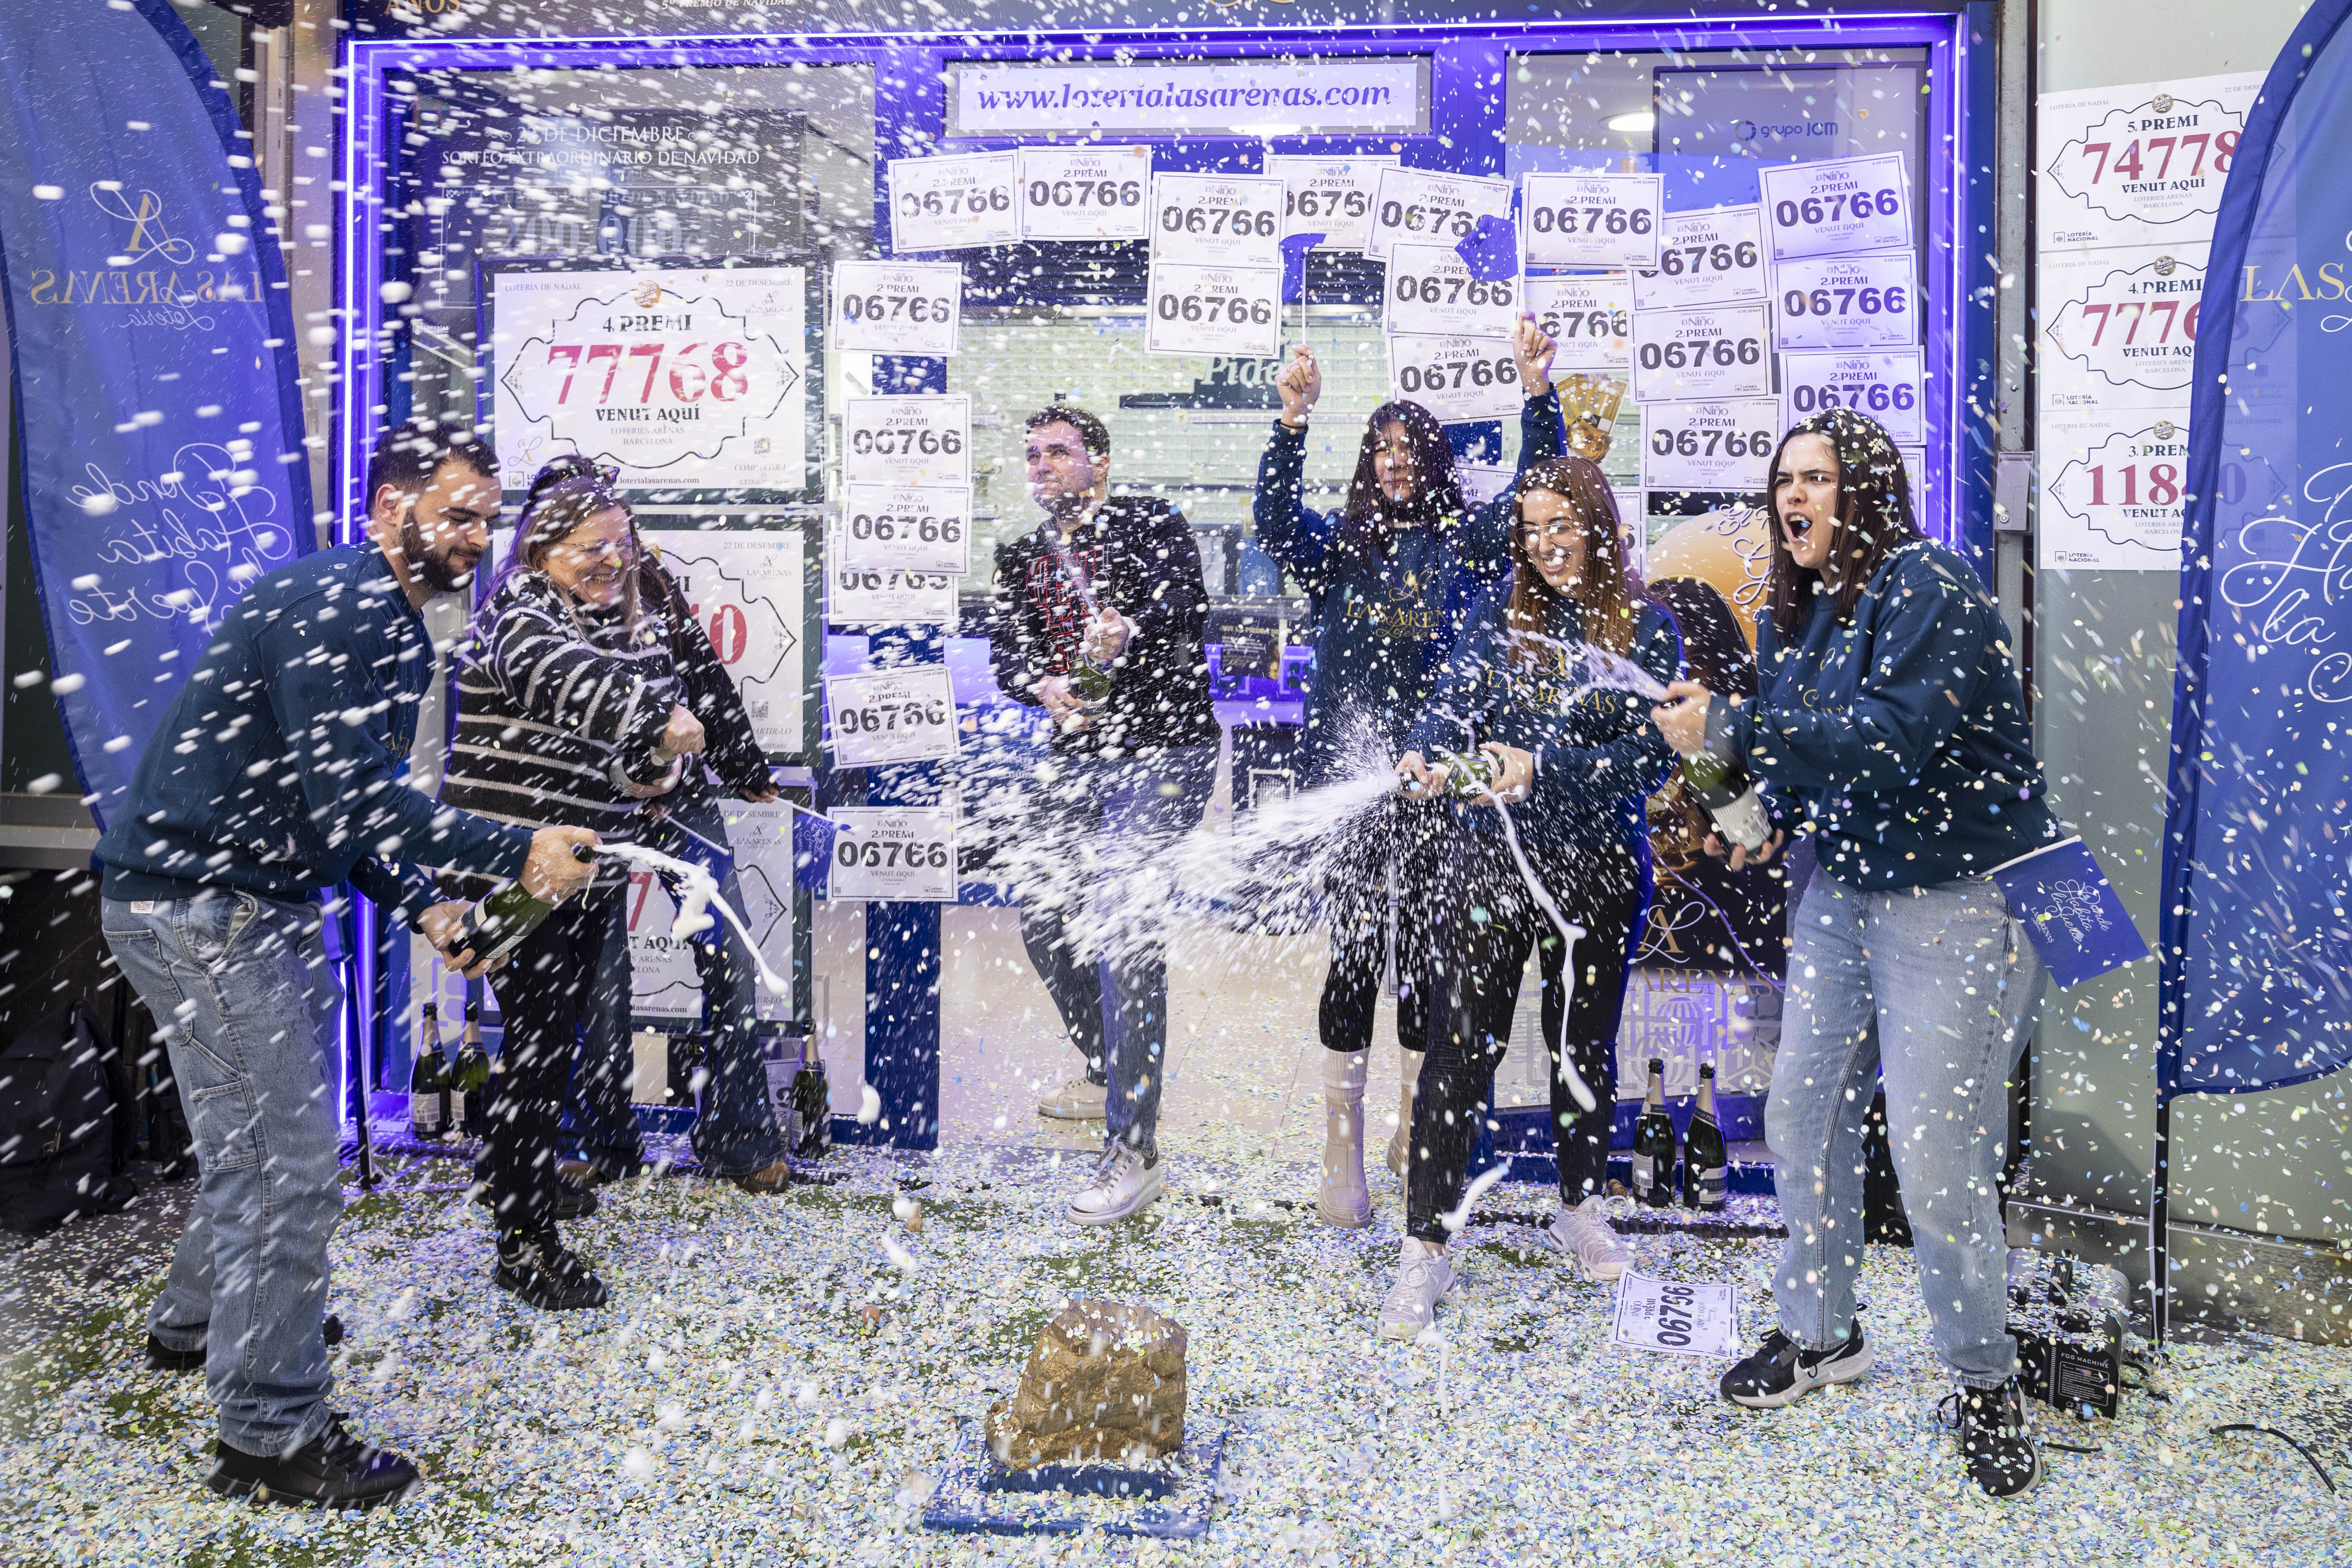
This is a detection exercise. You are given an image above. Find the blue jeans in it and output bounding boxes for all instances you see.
[1766,872,2048,1389]
[103,892,345,1455]
[1017,744,1217,1163]
[568,794,784,1179]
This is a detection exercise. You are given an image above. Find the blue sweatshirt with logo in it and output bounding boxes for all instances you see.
[1406,577,1683,855]
[1252,392,1566,787]
[96,545,532,920]
[1708,539,2058,890]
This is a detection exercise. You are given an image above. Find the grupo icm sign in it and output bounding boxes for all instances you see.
[946,59,1429,137]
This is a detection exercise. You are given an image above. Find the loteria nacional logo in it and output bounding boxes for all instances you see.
[23,182,264,328]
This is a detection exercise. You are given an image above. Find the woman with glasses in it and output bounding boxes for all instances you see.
[1374,455,1681,1336]
[1648,408,2055,1498]
[1255,316,1565,1228]
[439,463,708,1311]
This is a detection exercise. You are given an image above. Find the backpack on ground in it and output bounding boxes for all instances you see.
[0,999,140,1233]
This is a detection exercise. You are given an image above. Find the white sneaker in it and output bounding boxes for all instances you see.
[1546,1195,1632,1282]
[1037,1077,1108,1121]
[1066,1144,1162,1226]
[1376,1238,1459,1341]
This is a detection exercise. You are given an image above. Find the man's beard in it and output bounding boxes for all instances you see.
[402,505,480,594]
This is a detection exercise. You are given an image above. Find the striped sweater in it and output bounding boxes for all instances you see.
[439,572,682,885]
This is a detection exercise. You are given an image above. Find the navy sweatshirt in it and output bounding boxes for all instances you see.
[1709,540,2058,890]
[1406,577,1683,856]
[1252,391,1567,787]
[96,545,531,921]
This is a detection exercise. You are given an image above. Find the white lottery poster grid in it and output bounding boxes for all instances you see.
[1629,304,1773,404]
[1265,155,1398,251]
[1759,153,1912,261]
[1014,144,1152,241]
[1520,171,1664,270]
[1385,242,1520,340]
[1148,172,1285,268]
[1361,166,1515,263]
[837,481,974,577]
[1640,398,1783,491]
[1633,205,1768,311]
[1770,252,1920,352]
[1779,349,1926,448]
[887,151,1020,252]
[1385,333,1523,423]
[826,666,960,768]
[826,807,959,902]
[841,394,971,489]
[830,260,962,357]
[1525,274,1632,371]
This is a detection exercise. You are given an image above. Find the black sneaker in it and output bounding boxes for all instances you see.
[149,1314,342,1374]
[1942,1377,2041,1498]
[493,1230,610,1311]
[206,1411,420,1511]
[1719,1324,1873,1408]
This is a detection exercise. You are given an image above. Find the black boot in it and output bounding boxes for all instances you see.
[473,1159,599,1221]
[149,1314,342,1374]
[206,1411,419,1511]
[493,1229,610,1311]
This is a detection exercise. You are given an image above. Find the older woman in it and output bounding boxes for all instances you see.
[441,465,706,1311]
[1649,408,2056,1498]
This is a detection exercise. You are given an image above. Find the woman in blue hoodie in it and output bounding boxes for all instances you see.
[1648,408,2056,1500]
[1256,318,1565,1227]
[1375,455,1681,1338]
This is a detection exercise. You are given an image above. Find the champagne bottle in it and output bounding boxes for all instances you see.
[410,1004,446,1141]
[1683,1063,1729,1211]
[454,1002,491,1138]
[791,1037,832,1159]
[1631,1057,1678,1208]
[454,843,597,969]
[1680,750,1773,854]
[1066,657,1114,706]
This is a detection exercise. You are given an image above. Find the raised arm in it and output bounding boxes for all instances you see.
[1254,344,1343,597]
[1458,318,1568,574]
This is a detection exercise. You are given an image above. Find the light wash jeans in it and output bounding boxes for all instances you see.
[1766,871,2048,1389]
[568,793,785,1179]
[102,892,346,1455]
[1018,744,1218,1163]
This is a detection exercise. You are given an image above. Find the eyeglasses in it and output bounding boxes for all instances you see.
[1518,521,1581,546]
[546,534,637,565]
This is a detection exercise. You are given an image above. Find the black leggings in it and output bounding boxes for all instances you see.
[1319,796,1446,1054]
[1406,836,1646,1243]
[485,885,621,1238]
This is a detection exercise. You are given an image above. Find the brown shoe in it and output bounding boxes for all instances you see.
[556,1159,601,1187]
[730,1160,794,1194]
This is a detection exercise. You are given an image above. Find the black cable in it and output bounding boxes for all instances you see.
[2209,1424,2338,1493]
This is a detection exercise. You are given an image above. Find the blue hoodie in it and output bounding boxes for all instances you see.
[1709,539,2058,890]
[96,545,531,920]
[1407,575,1682,856]
[1252,392,1566,787]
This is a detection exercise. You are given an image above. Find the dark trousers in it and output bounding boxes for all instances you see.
[1319,796,1446,1054]
[1406,834,1646,1243]
[485,886,621,1237]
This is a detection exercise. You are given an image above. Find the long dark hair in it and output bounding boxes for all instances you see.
[481,455,648,636]
[1762,408,1923,640]
[1505,456,1641,658]
[1334,400,1467,566]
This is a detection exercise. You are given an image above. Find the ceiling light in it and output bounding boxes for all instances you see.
[1607,111,1656,134]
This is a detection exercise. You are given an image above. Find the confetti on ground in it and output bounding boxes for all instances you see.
[2,1141,2348,1567]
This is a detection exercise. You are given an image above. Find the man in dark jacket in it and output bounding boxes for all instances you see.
[95,424,600,1510]
[984,404,1218,1226]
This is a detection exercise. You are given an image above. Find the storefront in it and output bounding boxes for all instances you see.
[333,2,2000,1157]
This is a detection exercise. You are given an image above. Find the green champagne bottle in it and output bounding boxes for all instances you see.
[1066,657,1114,705]
[410,1005,447,1141]
[1680,750,1772,853]
[790,1036,832,1159]
[454,1002,491,1138]
[1682,1063,1728,1211]
[454,843,596,968]
[1431,748,1506,800]
[1630,1057,1678,1208]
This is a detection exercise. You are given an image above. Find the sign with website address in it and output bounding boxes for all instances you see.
[947,59,1428,136]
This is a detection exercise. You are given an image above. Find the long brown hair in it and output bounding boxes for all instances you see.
[1763,408,1923,640]
[483,460,649,638]
[1331,400,1468,568]
[1505,455,1641,659]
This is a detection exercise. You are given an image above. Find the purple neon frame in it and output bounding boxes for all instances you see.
[331,11,1981,1105]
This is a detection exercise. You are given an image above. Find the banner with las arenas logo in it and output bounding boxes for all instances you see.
[2163,0,2352,1098]
[485,259,824,502]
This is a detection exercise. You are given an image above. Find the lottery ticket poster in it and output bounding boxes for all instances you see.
[485,260,822,502]
[2035,74,2264,249]
[642,519,821,765]
[826,807,959,902]
[1611,1273,1742,1359]
[2038,411,2191,572]
[625,798,808,1026]
[2037,244,2210,418]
